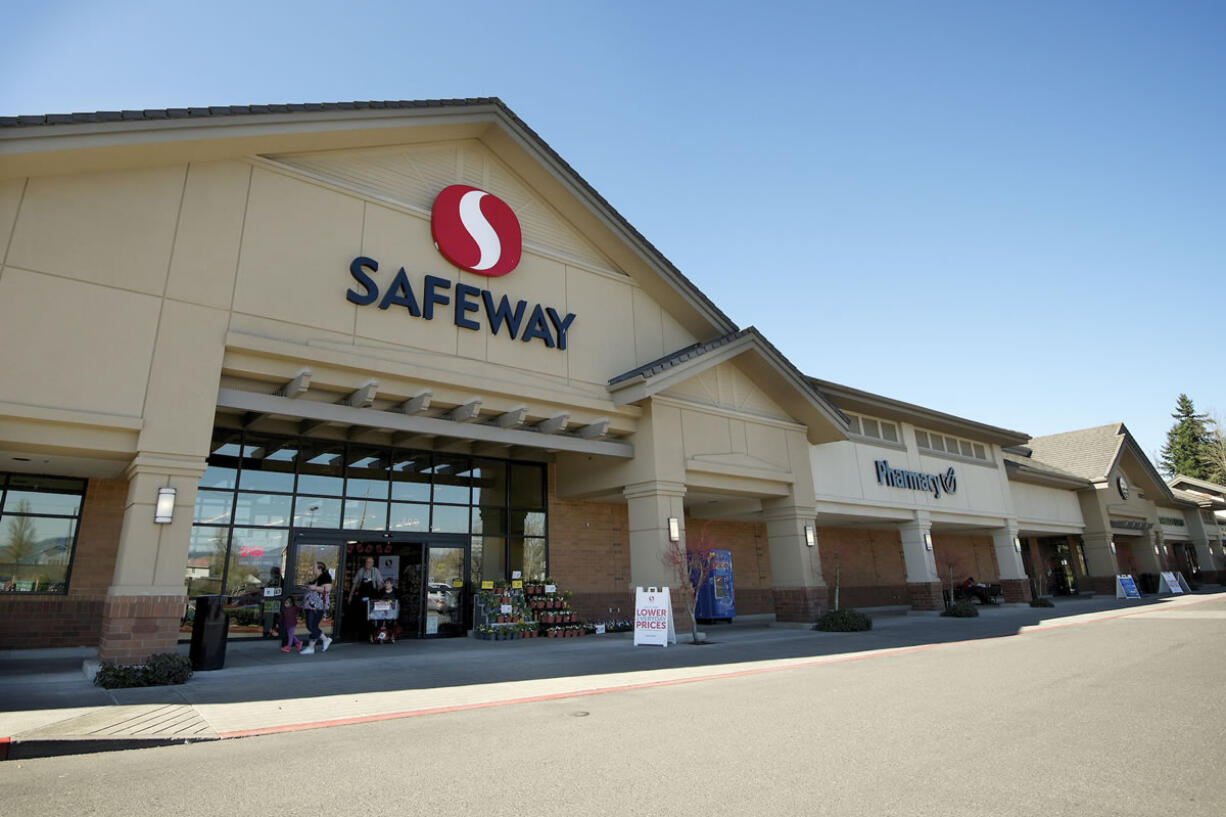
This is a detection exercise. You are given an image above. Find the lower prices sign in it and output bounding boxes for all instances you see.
[633,586,676,647]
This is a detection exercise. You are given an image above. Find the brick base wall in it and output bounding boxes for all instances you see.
[1089,575,1118,596]
[98,595,186,664]
[0,595,105,649]
[999,578,1031,604]
[731,587,775,615]
[908,581,945,611]
[830,584,910,609]
[1194,570,1220,586]
[569,590,635,622]
[772,585,828,623]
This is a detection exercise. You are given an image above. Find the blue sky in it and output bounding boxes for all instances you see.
[4,1,1223,464]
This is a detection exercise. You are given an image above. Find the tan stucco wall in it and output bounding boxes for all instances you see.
[812,423,1013,526]
[0,140,713,471]
[1011,481,1085,533]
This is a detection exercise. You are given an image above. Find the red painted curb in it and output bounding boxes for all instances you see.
[0,737,10,761]
[208,593,1225,741]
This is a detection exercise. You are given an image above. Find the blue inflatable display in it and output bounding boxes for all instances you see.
[692,548,735,621]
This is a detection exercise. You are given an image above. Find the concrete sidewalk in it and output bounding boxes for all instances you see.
[3,591,1221,760]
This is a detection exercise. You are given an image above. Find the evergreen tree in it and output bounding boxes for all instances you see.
[1159,394,1209,478]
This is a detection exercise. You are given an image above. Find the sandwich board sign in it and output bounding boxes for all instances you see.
[634,586,676,647]
[1159,572,1185,595]
[1116,574,1141,599]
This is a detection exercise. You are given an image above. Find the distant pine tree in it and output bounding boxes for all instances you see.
[1159,394,1209,478]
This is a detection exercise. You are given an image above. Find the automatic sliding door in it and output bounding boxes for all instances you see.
[425,545,468,637]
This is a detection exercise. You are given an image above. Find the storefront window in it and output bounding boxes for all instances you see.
[0,473,86,594]
[185,525,229,597]
[510,463,545,509]
[188,430,550,634]
[391,452,431,501]
[293,496,342,528]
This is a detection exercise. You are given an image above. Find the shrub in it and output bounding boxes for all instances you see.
[1029,597,1055,608]
[941,601,979,618]
[814,609,872,632]
[94,653,193,689]
[143,653,193,685]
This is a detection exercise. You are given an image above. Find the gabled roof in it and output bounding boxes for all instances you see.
[0,97,736,340]
[1028,423,1175,503]
[607,327,848,445]
[808,378,1030,448]
[1025,424,1125,482]
[1168,473,1226,499]
[1001,448,1092,490]
[1167,475,1226,510]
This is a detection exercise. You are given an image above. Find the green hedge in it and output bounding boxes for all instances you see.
[814,608,872,632]
[941,601,979,618]
[94,653,193,689]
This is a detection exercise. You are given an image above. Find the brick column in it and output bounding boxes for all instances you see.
[624,480,687,591]
[99,453,204,665]
[772,585,828,622]
[908,581,945,610]
[900,514,942,610]
[1081,532,1120,596]
[992,520,1031,602]
[763,500,823,623]
[999,578,1031,604]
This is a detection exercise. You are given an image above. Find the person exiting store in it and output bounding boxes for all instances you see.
[349,555,384,641]
[301,562,333,655]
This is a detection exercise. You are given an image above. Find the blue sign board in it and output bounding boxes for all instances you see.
[1116,575,1141,599]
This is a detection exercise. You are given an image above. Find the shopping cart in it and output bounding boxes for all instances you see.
[366,597,400,644]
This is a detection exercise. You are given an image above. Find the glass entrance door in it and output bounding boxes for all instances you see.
[290,539,343,642]
[424,545,468,637]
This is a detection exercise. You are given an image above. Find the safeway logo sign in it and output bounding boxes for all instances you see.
[431,185,522,277]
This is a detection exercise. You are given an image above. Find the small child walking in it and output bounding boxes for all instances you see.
[280,596,303,653]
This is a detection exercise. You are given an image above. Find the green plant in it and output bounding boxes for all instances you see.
[94,653,193,689]
[941,601,979,618]
[1029,597,1055,608]
[814,608,872,632]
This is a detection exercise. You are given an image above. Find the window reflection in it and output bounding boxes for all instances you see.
[1,473,86,595]
[189,430,552,617]
[292,497,342,528]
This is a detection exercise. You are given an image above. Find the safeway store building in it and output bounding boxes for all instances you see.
[0,99,1221,662]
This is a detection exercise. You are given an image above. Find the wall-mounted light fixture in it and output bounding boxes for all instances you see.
[154,486,176,525]
[667,517,680,543]
[1109,540,1117,554]
[1152,545,1160,556]
[1013,537,1023,553]
[923,532,933,551]
[804,525,816,547]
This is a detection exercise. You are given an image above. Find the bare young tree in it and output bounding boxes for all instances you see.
[661,525,718,644]
[1200,413,1226,485]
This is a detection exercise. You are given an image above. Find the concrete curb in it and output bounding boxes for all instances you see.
[4,591,1222,761]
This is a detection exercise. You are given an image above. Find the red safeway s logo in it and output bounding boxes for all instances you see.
[431,185,522,277]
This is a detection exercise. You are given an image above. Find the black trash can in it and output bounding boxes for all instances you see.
[189,594,229,671]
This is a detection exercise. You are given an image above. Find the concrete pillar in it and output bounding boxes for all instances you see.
[1081,532,1121,596]
[99,452,205,664]
[900,513,942,610]
[991,520,1031,603]
[762,499,824,623]
[1133,531,1163,575]
[623,480,687,591]
[1190,538,1221,584]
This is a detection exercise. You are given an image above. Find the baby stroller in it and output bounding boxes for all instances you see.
[366,596,401,644]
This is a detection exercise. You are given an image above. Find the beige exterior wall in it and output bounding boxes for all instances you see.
[1011,481,1085,534]
[812,424,1014,526]
[0,120,845,650]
